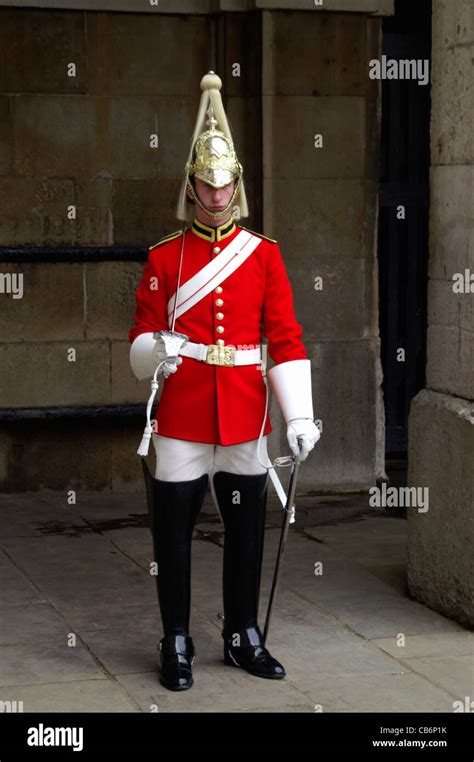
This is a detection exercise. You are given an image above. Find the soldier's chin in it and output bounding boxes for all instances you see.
[203,206,228,217]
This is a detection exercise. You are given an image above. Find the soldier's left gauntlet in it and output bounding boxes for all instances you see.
[267,359,320,461]
[130,332,182,381]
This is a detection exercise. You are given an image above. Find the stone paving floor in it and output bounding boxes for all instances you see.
[0,484,472,713]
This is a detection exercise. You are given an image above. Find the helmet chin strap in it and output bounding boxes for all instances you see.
[186,175,242,222]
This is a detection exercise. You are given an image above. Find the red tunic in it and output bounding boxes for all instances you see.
[129,217,307,445]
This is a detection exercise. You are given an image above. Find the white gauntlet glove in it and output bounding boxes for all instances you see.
[130,332,183,381]
[267,359,321,461]
[162,356,183,379]
[287,418,320,461]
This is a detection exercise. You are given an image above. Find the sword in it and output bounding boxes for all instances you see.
[262,437,303,645]
[137,227,189,457]
[170,225,187,334]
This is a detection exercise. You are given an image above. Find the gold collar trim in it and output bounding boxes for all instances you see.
[192,217,236,243]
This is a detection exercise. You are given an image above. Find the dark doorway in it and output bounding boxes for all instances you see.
[378,0,432,457]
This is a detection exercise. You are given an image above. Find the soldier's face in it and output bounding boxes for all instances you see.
[193,178,236,224]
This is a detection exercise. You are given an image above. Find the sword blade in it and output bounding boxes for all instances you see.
[170,227,186,332]
[263,454,301,644]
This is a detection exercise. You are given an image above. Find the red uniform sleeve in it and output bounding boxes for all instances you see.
[128,249,169,344]
[262,242,307,364]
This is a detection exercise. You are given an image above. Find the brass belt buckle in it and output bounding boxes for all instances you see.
[206,344,234,367]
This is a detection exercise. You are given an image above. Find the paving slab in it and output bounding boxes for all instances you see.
[0,492,89,538]
[397,655,474,699]
[0,549,44,605]
[0,601,71,646]
[291,672,459,713]
[311,595,465,639]
[0,640,106,687]
[0,679,138,712]
[372,632,474,659]
[61,602,162,632]
[268,626,406,679]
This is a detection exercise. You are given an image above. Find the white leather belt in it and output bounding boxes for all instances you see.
[179,341,262,368]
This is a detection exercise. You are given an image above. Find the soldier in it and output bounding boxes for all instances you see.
[129,72,320,691]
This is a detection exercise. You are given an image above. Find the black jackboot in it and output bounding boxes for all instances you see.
[213,470,286,680]
[142,459,209,691]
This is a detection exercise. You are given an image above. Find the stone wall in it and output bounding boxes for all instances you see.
[261,9,385,490]
[407,0,474,626]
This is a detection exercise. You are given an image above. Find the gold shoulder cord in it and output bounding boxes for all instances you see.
[240,226,277,244]
[148,230,183,251]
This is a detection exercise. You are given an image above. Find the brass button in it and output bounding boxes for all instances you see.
[216,326,224,334]
[216,312,224,320]
[213,246,221,254]
[216,339,225,346]
[215,298,224,307]
[215,286,223,294]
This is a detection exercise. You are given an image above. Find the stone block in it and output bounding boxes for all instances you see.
[431,45,474,166]
[0,96,13,175]
[267,338,382,491]
[221,12,262,97]
[0,341,111,407]
[14,95,97,177]
[0,177,75,245]
[112,178,182,246]
[428,277,474,333]
[432,0,474,49]
[429,165,474,280]
[86,13,210,96]
[102,96,192,180]
[13,94,192,183]
[285,256,367,341]
[266,12,367,96]
[268,178,365,260]
[265,95,365,179]
[0,418,147,492]
[0,8,87,94]
[407,389,474,627]
[0,263,84,342]
[85,262,142,340]
[72,177,113,245]
[426,324,474,400]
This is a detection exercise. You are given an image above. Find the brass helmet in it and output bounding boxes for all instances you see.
[176,72,249,222]
[188,107,242,189]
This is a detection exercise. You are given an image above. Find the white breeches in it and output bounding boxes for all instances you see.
[152,433,272,481]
